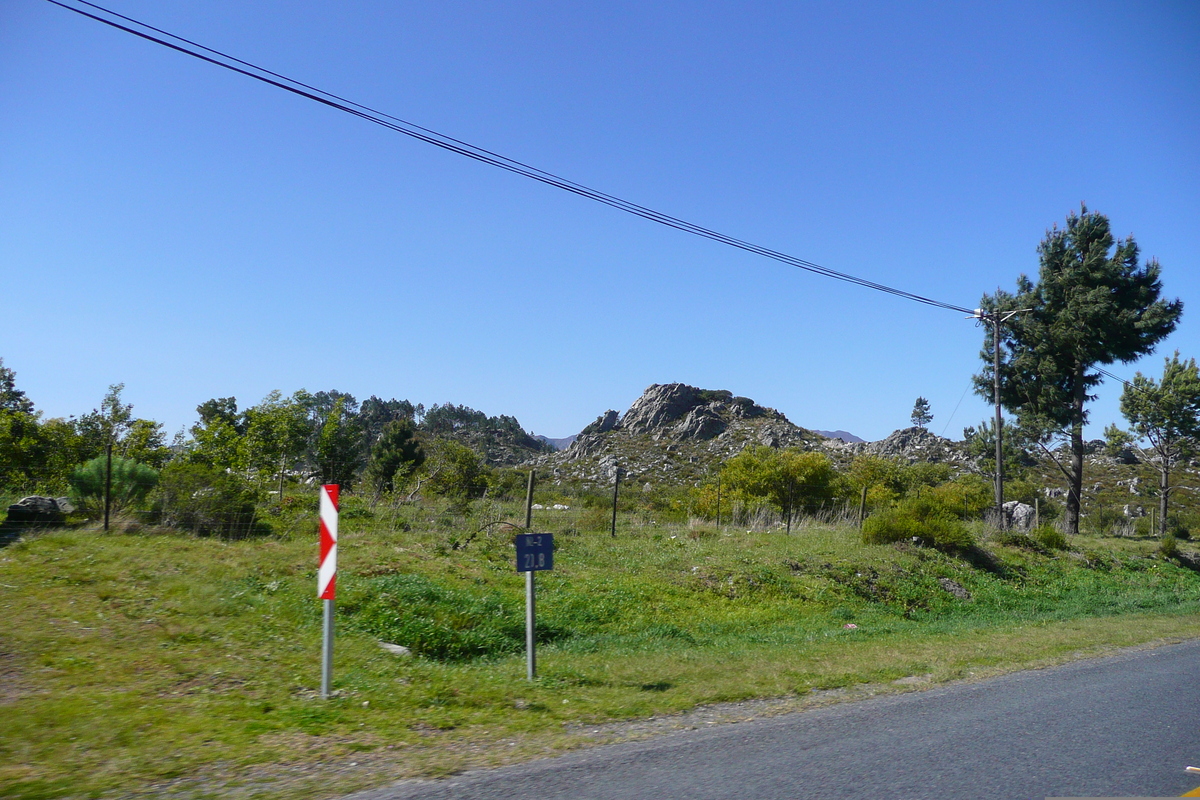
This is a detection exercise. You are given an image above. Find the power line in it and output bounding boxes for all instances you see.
[44,0,975,316]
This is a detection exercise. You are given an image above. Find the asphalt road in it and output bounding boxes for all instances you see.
[345,640,1200,800]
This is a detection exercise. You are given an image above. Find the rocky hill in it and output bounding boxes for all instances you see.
[813,429,864,443]
[533,383,825,484]
[529,383,971,486]
[419,403,551,466]
[824,426,972,468]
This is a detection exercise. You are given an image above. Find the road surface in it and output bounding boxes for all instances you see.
[346,639,1200,799]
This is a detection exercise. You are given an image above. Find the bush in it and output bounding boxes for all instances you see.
[1032,524,1069,551]
[344,573,565,661]
[862,496,974,552]
[1161,533,1179,559]
[424,441,489,501]
[152,463,264,538]
[1166,514,1194,540]
[578,505,611,532]
[1088,507,1130,536]
[926,475,992,519]
[68,456,159,518]
[992,530,1041,551]
[486,468,529,501]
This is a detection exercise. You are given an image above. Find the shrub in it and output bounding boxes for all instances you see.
[344,573,565,661]
[424,441,489,500]
[926,475,993,519]
[1032,524,1069,551]
[486,468,529,501]
[1161,533,1179,559]
[68,456,159,518]
[1166,514,1194,541]
[578,505,611,532]
[152,463,264,538]
[1089,507,1130,536]
[992,530,1042,551]
[862,496,974,552]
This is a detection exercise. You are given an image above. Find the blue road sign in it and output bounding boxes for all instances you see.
[515,533,554,572]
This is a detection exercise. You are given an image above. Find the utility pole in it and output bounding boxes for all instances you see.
[972,306,1030,523]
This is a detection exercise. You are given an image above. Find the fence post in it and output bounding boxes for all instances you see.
[611,466,621,538]
[858,485,868,530]
[524,470,535,529]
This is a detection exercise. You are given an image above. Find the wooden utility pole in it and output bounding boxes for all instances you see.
[610,466,621,537]
[973,306,1030,525]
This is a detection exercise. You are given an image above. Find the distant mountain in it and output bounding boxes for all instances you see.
[813,429,864,444]
[533,434,577,451]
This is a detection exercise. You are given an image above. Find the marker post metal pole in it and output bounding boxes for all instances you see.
[321,598,334,698]
[524,471,536,680]
[515,530,553,683]
[526,569,536,680]
[317,484,339,700]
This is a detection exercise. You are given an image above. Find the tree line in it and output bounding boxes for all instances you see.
[0,373,548,508]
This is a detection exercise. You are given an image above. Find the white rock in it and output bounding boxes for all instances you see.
[379,642,412,657]
[1002,501,1036,530]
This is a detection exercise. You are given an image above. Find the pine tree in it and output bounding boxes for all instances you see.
[975,206,1182,535]
[363,419,425,502]
[910,397,933,429]
[1120,353,1200,537]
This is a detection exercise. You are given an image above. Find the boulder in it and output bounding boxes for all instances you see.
[5,496,67,527]
[379,642,412,657]
[1002,500,1036,531]
[580,410,620,435]
[677,407,726,440]
[937,578,972,600]
[620,384,710,435]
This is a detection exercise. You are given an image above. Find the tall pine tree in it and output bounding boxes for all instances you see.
[1120,353,1200,537]
[975,206,1181,535]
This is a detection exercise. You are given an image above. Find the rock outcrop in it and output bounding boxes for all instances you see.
[525,384,977,487]
[534,383,821,484]
[829,426,969,467]
[4,496,68,527]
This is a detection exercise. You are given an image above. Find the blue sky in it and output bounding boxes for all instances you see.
[2,0,1198,443]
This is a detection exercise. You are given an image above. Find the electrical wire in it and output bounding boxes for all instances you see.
[44,0,976,316]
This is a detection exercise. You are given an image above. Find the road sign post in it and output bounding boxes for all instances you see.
[515,533,554,680]
[318,484,339,699]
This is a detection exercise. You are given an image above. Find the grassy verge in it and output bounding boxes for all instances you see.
[4,506,1200,800]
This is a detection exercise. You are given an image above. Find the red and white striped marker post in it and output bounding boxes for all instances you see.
[318,484,339,699]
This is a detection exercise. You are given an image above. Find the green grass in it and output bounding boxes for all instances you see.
[5,504,1200,799]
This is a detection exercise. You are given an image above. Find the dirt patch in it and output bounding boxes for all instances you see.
[160,674,249,697]
[0,646,34,706]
